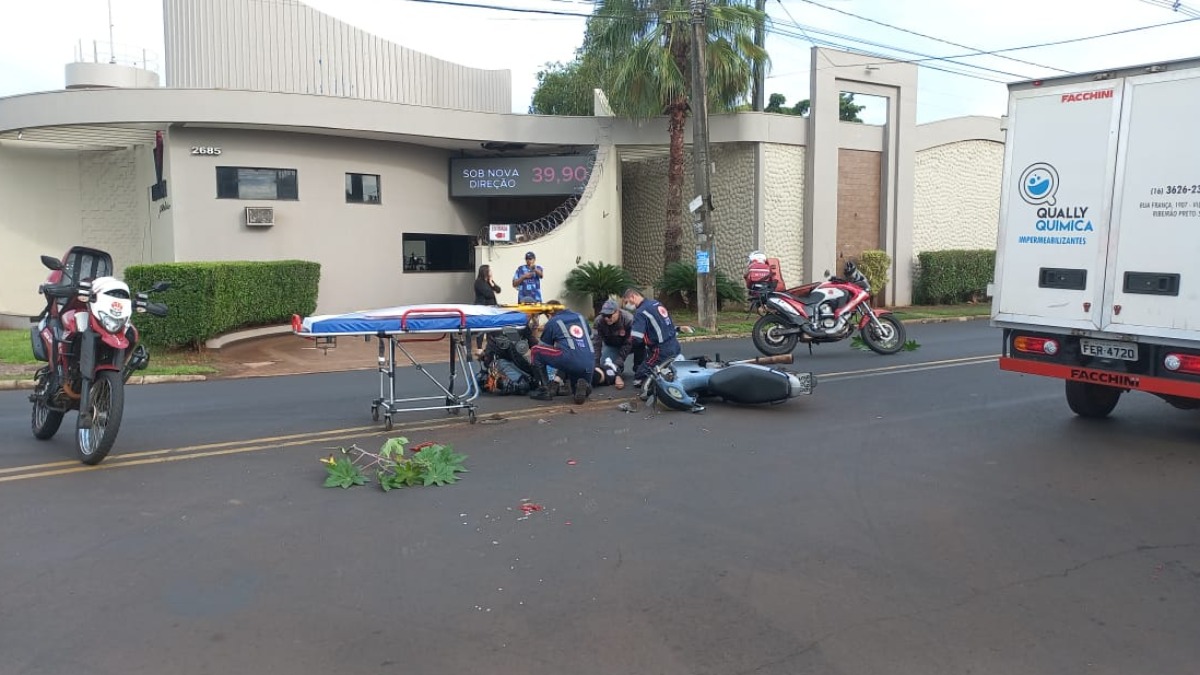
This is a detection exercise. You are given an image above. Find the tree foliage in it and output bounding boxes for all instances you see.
[764,92,865,122]
[530,0,767,275]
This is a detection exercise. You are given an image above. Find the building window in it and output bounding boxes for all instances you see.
[216,167,299,200]
[346,173,381,203]
[402,233,476,272]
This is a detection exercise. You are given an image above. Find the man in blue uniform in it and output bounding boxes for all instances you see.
[623,287,681,386]
[529,306,594,404]
[512,251,543,304]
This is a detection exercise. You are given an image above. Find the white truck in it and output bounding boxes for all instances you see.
[991,56,1200,418]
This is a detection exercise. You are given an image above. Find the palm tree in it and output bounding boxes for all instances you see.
[585,0,766,270]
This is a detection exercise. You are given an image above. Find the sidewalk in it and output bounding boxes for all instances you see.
[0,313,988,391]
[213,333,459,379]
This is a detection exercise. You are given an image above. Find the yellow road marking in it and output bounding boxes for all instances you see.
[1,356,1000,483]
[818,355,999,380]
[0,405,576,483]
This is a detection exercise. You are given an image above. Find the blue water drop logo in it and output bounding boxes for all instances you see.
[1019,163,1059,206]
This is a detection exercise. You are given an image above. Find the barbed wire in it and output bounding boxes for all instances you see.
[479,148,599,245]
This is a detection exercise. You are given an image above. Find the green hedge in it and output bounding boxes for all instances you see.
[123,260,320,349]
[913,249,995,305]
[857,250,891,298]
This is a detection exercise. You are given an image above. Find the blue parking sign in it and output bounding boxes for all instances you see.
[696,250,710,273]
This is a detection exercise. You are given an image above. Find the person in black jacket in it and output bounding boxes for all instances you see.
[473,265,502,351]
[474,265,501,305]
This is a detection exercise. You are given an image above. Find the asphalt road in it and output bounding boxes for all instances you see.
[1,320,1198,675]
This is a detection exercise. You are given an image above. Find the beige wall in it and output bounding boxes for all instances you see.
[0,144,84,318]
[167,127,487,314]
[0,143,154,319]
[760,144,806,287]
[477,146,624,316]
[163,0,512,114]
[912,140,1004,259]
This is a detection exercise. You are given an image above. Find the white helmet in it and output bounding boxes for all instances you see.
[747,251,767,265]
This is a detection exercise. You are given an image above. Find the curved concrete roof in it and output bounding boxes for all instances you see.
[0,86,1002,153]
[0,88,602,152]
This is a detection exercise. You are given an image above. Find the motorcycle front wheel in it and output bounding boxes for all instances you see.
[752,314,798,356]
[76,370,125,465]
[31,369,65,440]
[861,314,906,355]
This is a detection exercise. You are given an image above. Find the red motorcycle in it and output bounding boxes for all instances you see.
[29,246,169,465]
[745,256,905,356]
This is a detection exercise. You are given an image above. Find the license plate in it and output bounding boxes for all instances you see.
[1080,338,1138,361]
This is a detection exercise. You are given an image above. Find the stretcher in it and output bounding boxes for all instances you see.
[292,304,532,429]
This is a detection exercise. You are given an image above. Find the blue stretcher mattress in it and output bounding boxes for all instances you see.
[297,304,531,336]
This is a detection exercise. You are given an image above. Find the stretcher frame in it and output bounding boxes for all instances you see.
[293,306,530,430]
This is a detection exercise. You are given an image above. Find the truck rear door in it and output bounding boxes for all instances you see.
[1102,69,1200,341]
[992,81,1123,331]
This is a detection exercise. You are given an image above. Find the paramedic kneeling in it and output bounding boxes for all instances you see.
[529,307,595,404]
[623,287,681,386]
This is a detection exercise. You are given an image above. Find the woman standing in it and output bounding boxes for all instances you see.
[474,265,501,306]
[473,265,502,352]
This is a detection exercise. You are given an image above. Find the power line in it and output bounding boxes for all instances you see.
[767,24,1011,83]
[792,0,1072,74]
[863,15,1200,67]
[1137,0,1200,18]
[768,8,1029,81]
[396,0,1199,81]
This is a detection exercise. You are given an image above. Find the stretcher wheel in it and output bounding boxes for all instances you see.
[468,408,477,424]
[384,415,393,431]
[371,405,379,422]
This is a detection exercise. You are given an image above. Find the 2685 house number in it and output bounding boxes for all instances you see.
[190,146,222,156]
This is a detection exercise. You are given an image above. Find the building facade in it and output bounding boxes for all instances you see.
[0,0,1003,327]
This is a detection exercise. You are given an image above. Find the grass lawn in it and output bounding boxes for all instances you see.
[889,303,991,321]
[0,329,217,379]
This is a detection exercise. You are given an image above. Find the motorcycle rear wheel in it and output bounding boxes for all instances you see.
[76,370,125,465]
[31,370,65,440]
[862,314,905,355]
[752,315,798,356]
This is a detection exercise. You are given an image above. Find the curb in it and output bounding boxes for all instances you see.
[0,374,209,391]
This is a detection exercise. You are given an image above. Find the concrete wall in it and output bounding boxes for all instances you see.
[620,142,758,292]
[911,118,1006,264]
[759,144,806,288]
[163,0,512,114]
[166,126,487,314]
[477,145,624,316]
[0,143,151,320]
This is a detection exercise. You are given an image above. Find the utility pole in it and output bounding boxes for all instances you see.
[752,0,766,111]
[690,0,717,331]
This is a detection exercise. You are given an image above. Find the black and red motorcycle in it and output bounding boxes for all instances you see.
[28,246,169,465]
[746,256,905,356]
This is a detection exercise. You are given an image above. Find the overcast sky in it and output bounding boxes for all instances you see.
[1,0,1198,124]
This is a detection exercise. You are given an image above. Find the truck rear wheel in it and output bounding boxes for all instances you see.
[1065,381,1122,419]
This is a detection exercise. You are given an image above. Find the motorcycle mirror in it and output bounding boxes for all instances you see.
[823,269,831,278]
[41,255,63,271]
[150,281,172,293]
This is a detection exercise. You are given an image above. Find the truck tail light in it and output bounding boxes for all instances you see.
[1163,353,1200,375]
[1014,335,1059,355]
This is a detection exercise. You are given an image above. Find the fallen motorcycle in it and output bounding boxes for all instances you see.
[746,255,906,357]
[28,246,169,465]
[640,353,816,413]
